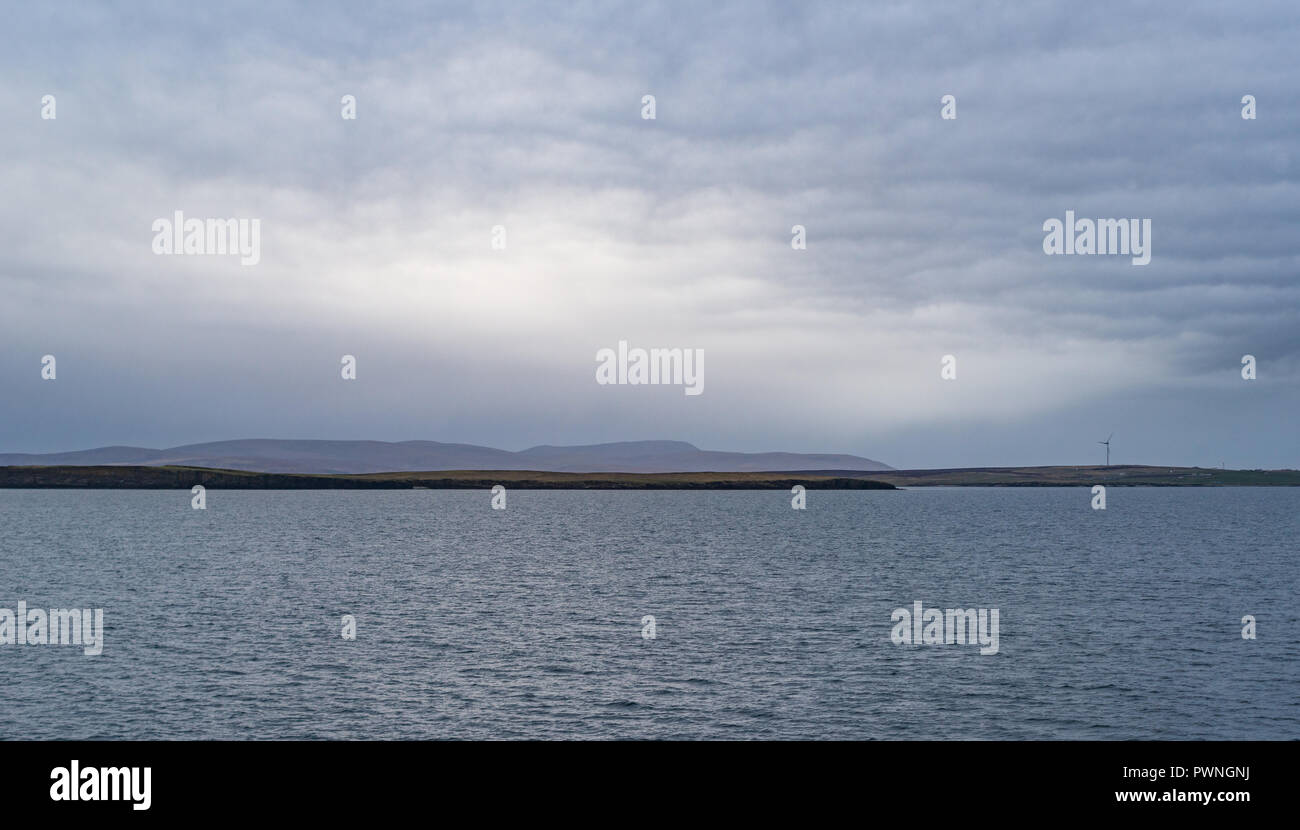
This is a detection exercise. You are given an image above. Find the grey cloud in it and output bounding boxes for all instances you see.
[0,0,1296,468]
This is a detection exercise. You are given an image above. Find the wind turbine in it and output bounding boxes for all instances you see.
[1099,433,1112,466]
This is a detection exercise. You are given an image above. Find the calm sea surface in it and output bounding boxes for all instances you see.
[1,487,1296,740]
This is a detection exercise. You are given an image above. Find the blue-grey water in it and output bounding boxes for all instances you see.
[1,487,1296,740]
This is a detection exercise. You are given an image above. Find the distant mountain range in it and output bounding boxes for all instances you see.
[0,439,894,475]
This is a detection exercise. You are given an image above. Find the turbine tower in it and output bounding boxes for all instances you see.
[1099,433,1112,466]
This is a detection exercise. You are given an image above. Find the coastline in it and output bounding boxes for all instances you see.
[0,466,896,490]
[0,464,1296,489]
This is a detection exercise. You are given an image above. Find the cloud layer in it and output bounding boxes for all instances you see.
[1,1,1296,468]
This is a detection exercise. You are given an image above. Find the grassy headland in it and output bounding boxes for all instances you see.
[0,466,895,489]
[787,465,1300,487]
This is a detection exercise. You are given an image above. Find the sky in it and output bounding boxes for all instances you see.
[0,0,1296,469]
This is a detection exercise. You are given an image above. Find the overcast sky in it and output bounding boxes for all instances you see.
[1,1,1296,469]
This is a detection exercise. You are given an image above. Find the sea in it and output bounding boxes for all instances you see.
[0,487,1295,739]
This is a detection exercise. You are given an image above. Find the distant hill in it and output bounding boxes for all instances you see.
[0,439,893,475]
